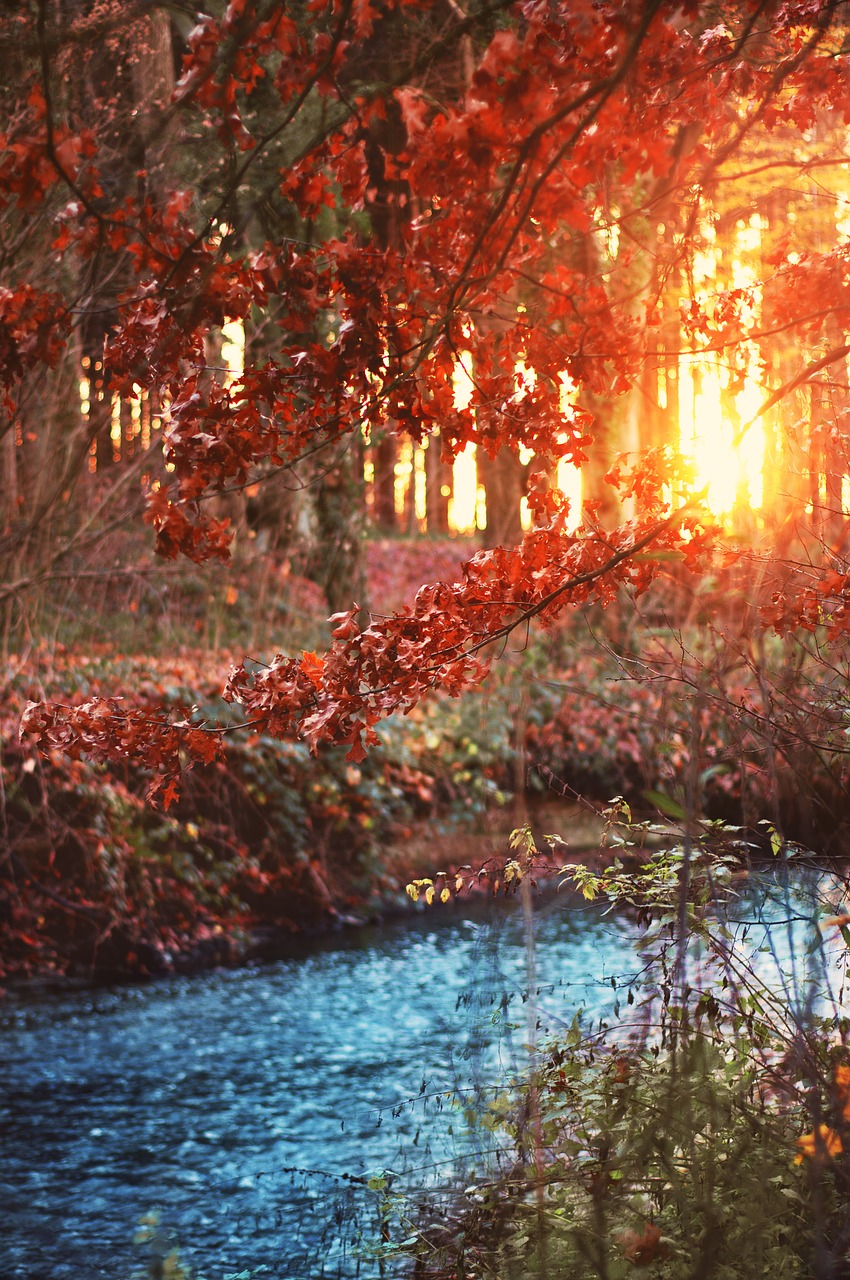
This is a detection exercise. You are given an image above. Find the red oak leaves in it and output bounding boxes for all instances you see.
[20,698,224,809]
[23,508,711,792]
[6,0,850,799]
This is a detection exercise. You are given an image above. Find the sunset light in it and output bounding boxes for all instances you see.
[676,220,769,519]
[450,351,479,533]
[679,360,766,516]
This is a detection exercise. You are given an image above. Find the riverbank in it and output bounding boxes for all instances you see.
[4,617,654,986]
[1,681,614,985]
[6,594,846,986]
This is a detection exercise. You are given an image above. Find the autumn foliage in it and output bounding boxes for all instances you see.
[4,0,850,799]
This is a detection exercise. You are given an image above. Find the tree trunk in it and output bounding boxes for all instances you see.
[479,447,524,549]
[371,433,398,531]
[130,9,176,190]
[313,438,368,617]
[424,431,451,534]
[0,422,18,540]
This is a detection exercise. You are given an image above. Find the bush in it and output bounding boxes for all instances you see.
[473,1032,810,1280]
[403,832,850,1279]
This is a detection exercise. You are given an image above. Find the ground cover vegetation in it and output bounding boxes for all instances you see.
[394,839,850,1280]
[5,0,850,1273]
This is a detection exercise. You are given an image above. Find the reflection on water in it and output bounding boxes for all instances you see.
[698,863,849,1025]
[0,868,844,1279]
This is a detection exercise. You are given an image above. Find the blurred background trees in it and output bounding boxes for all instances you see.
[2,1,848,656]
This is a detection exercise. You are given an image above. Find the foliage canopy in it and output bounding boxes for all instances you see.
[4,0,850,796]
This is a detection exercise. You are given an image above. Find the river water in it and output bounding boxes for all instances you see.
[0,872,840,1280]
[1,893,641,1280]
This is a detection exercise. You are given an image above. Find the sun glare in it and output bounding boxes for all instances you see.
[440,226,782,533]
[449,352,479,533]
[679,361,766,515]
[677,218,768,519]
[221,319,245,384]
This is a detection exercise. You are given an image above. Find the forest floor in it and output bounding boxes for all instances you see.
[0,538,593,984]
[2,536,847,985]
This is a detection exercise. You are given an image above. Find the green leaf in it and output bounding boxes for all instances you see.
[566,1011,583,1048]
[643,790,688,821]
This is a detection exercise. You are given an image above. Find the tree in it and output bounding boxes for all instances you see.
[7,0,850,801]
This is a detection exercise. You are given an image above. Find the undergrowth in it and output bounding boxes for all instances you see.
[398,814,850,1280]
[5,565,850,982]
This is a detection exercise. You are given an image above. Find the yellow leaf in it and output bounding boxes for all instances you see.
[425,885,435,906]
[835,1064,850,1120]
[794,1125,843,1164]
[821,913,850,931]
[406,884,419,902]
[440,886,450,903]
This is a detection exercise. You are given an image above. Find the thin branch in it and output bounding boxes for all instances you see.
[732,343,850,449]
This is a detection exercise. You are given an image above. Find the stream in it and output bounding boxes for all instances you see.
[0,871,841,1280]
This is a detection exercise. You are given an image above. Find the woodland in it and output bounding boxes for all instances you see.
[6,0,850,1276]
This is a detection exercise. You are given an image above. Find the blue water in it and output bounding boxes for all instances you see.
[2,865,842,1280]
[0,895,639,1280]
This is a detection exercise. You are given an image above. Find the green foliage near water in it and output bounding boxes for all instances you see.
[399,815,850,1280]
[456,1034,812,1280]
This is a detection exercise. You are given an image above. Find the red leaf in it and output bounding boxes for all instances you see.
[162,778,180,811]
